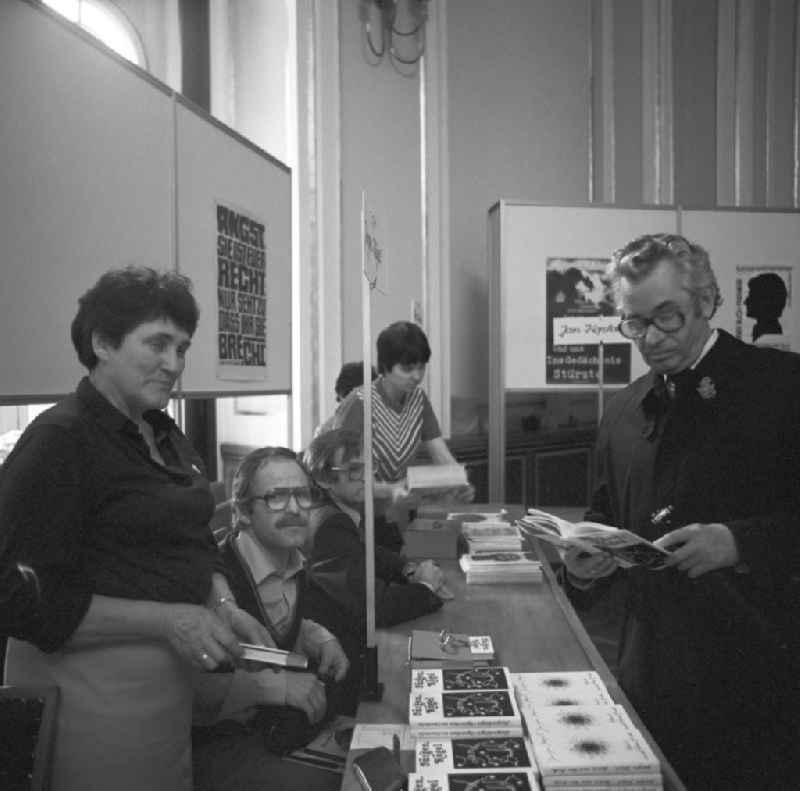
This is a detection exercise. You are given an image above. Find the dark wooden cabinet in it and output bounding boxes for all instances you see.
[448,428,595,509]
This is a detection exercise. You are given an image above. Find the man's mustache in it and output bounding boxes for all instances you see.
[276,516,308,529]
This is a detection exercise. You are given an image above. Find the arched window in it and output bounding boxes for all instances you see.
[42,0,146,68]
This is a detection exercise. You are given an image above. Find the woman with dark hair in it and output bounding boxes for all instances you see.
[0,266,268,791]
[331,322,472,545]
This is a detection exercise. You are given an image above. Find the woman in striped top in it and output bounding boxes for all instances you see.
[332,322,473,545]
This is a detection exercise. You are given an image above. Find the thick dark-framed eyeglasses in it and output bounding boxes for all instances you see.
[617,309,685,340]
[329,462,365,481]
[250,486,315,511]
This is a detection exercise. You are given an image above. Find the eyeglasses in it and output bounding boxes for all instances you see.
[329,463,365,481]
[249,486,316,511]
[617,308,685,340]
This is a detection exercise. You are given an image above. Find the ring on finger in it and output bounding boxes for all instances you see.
[200,652,211,663]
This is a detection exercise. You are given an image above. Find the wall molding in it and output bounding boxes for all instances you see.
[422,0,450,435]
[294,0,342,445]
[642,0,674,203]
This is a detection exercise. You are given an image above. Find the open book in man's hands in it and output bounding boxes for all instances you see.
[517,508,672,570]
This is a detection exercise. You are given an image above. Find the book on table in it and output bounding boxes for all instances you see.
[511,671,615,709]
[523,704,661,782]
[460,522,523,553]
[517,509,672,570]
[415,734,539,773]
[459,550,543,584]
[407,768,540,791]
[408,630,496,669]
[408,666,523,739]
[411,667,512,695]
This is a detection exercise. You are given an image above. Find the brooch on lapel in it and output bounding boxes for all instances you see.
[696,376,716,400]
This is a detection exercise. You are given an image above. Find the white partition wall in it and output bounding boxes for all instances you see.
[0,0,174,399]
[0,0,292,400]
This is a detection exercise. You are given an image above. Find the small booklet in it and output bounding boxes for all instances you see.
[409,689,523,738]
[517,509,672,570]
[239,643,308,670]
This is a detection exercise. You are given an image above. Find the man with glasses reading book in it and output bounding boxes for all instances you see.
[192,447,349,791]
[563,233,800,789]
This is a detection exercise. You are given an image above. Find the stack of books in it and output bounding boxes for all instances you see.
[461,522,524,553]
[408,666,523,739]
[511,672,661,790]
[524,704,662,790]
[459,550,543,584]
[408,629,496,670]
[408,734,540,790]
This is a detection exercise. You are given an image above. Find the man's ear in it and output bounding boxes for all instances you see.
[233,501,251,527]
[698,287,715,319]
[91,330,112,362]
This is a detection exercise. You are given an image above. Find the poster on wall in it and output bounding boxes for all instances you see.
[216,201,268,381]
[545,257,631,385]
[734,265,793,351]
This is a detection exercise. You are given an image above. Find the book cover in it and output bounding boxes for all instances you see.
[446,511,509,523]
[411,667,511,694]
[409,630,496,664]
[408,769,538,791]
[526,706,660,776]
[409,690,523,737]
[415,736,536,772]
[461,551,540,567]
[542,771,662,788]
[511,672,614,709]
[517,509,671,571]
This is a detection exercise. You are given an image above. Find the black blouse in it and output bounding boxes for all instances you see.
[0,378,217,651]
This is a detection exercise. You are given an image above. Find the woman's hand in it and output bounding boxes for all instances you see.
[285,673,327,724]
[214,600,272,646]
[159,602,242,671]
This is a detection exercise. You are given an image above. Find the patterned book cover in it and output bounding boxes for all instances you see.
[409,690,523,737]
[408,769,538,791]
[526,706,660,776]
[411,667,511,694]
[415,735,537,772]
[511,672,614,709]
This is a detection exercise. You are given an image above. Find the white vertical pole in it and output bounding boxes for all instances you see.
[361,191,376,648]
[597,340,605,422]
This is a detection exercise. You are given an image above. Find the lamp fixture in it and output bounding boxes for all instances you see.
[361,0,430,68]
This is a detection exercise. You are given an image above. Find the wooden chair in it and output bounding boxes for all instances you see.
[0,685,59,791]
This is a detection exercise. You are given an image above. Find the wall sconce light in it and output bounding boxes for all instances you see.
[361,0,430,67]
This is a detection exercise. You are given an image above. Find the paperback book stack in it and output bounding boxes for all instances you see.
[459,550,543,584]
[460,522,524,553]
[408,666,524,740]
[408,734,540,791]
[511,672,661,790]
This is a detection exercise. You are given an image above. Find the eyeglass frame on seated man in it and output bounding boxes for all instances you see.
[617,305,686,340]
[328,461,366,481]
[244,486,319,512]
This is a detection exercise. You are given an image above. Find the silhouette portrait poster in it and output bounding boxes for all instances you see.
[734,265,793,351]
[545,257,631,385]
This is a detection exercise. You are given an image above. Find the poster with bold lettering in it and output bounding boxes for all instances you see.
[734,265,793,351]
[216,202,268,380]
[545,257,631,385]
